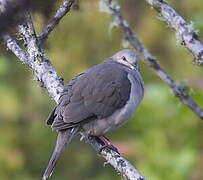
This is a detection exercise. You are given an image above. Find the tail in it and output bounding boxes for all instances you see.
[42,127,79,180]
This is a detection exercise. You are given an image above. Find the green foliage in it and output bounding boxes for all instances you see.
[0,0,203,179]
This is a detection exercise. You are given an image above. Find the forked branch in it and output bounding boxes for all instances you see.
[104,0,203,119]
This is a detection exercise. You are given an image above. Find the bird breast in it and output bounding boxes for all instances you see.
[82,73,144,136]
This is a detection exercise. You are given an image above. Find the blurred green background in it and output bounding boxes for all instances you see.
[0,0,203,179]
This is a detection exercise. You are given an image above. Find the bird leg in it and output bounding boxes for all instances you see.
[96,135,120,154]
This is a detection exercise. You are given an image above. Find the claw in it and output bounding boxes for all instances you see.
[97,136,120,154]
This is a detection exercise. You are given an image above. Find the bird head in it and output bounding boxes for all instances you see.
[111,49,139,70]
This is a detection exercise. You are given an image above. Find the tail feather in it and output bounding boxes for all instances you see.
[42,127,79,180]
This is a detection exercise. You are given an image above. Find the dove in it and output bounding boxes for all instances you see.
[43,49,144,179]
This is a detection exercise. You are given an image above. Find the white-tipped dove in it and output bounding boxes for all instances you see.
[43,49,144,179]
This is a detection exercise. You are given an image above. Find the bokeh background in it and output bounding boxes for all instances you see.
[0,0,203,179]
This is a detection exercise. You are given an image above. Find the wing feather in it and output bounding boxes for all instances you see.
[51,61,131,131]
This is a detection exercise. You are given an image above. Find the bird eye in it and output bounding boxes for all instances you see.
[122,56,127,61]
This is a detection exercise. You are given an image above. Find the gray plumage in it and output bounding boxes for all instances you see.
[43,49,144,179]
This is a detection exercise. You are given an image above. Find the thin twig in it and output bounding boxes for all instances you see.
[38,0,76,42]
[145,0,203,65]
[3,13,146,180]
[104,0,203,119]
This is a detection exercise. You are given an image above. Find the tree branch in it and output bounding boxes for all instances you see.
[18,13,64,103]
[82,134,146,180]
[3,30,64,103]
[2,34,32,67]
[145,0,203,65]
[104,0,203,119]
[2,10,146,180]
[38,0,76,42]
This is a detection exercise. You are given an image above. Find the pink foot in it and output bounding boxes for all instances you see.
[97,136,119,154]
